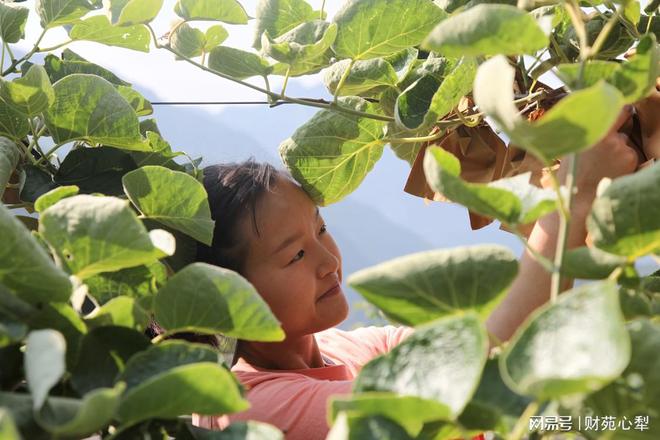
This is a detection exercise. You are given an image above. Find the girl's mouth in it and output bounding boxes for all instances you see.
[317,283,341,301]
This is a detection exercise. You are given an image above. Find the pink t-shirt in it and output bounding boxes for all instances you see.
[194,325,415,440]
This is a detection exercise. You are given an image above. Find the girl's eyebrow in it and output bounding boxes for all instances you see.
[271,206,320,256]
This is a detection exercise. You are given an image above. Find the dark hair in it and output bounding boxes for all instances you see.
[146,159,289,365]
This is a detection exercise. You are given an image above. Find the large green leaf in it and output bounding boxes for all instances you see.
[25,330,66,410]
[279,97,386,206]
[423,4,547,56]
[34,185,79,213]
[587,162,660,259]
[0,2,29,43]
[122,165,214,245]
[354,314,488,419]
[28,302,87,368]
[85,296,150,330]
[44,50,130,86]
[395,57,476,131]
[333,0,446,60]
[474,55,624,163]
[0,98,29,140]
[19,165,58,204]
[347,244,517,326]
[39,195,175,279]
[117,340,218,391]
[0,137,19,200]
[610,33,660,104]
[324,58,399,97]
[170,22,206,58]
[261,21,336,68]
[70,326,150,395]
[556,60,619,90]
[70,15,151,52]
[252,0,323,49]
[117,85,153,116]
[500,281,631,399]
[35,0,100,28]
[560,246,627,279]
[208,46,272,79]
[45,74,148,151]
[37,383,125,438]
[117,362,249,425]
[85,261,166,306]
[0,65,55,116]
[0,204,72,305]
[330,393,451,437]
[423,147,556,226]
[174,0,248,24]
[112,0,163,26]
[569,319,660,439]
[154,262,285,341]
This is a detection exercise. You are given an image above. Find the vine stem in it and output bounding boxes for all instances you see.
[1,43,5,73]
[508,400,540,440]
[565,0,589,60]
[550,153,578,303]
[514,231,558,274]
[1,28,47,76]
[320,0,326,18]
[35,140,69,166]
[280,66,291,97]
[37,40,72,53]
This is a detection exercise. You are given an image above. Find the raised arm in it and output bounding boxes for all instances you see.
[485,107,640,344]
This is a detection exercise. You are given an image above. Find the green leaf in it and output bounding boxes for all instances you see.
[572,319,660,439]
[395,57,476,131]
[0,65,55,116]
[117,362,249,425]
[609,33,660,104]
[208,46,272,80]
[354,314,488,419]
[560,246,627,279]
[386,123,424,167]
[34,185,79,213]
[500,281,631,399]
[327,412,414,440]
[0,204,72,305]
[423,4,548,56]
[556,61,619,90]
[458,356,531,434]
[36,0,100,28]
[174,0,248,24]
[44,50,130,86]
[70,15,151,52]
[19,164,58,204]
[45,74,148,151]
[85,296,150,330]
[347,244,517,326]
[279,97,386,206]
[171,22,206,58]
[117,85,153,116]
[253,0,322,49]
[186,421,284,439]
[474,56,624,163]
[39,195,175,279]
[0,98,30,140]
[85,261,166,306]
[154,262,285,341]
[25,330,66,410]
[261,21,337,68]
[122,165,214,245]
[113,0,163,26]
[37,383,125,437]
[54,146,139,196]
[0,408,20,440]
[204,25,228,52]
[587,162,660,258]
[0,2,29,43]
[0,137,19,200]
[325,58,399,98]
[622,0,640,26]
[333,0,446,60]
[117,340,218,390]
[424,147,557,225]
[71,326,150,395]
[28,302,87,368]
[0,309,27,348]
[330,393,451,437]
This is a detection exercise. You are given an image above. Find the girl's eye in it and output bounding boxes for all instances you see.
[289,224,328,264]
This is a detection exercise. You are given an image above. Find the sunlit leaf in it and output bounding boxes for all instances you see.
[25,330,66,410]
[208,46,272,79]
[174,0,248,24]
[0,2,29,43]
[70,15,151,52]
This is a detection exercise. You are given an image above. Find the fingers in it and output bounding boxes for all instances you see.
[607,105,634,136]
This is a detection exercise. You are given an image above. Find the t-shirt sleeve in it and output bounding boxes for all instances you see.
[227,376,353,440]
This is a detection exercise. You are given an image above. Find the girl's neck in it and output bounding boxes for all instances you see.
[235,333,326,370]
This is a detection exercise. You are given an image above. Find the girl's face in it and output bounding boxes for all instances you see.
[240,176,349,337]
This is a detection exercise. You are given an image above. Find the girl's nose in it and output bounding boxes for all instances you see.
[316,242,340,279]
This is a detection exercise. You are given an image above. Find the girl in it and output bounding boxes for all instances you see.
[192,107,640,439]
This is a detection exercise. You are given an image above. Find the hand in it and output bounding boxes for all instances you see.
[557,105,640,214]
